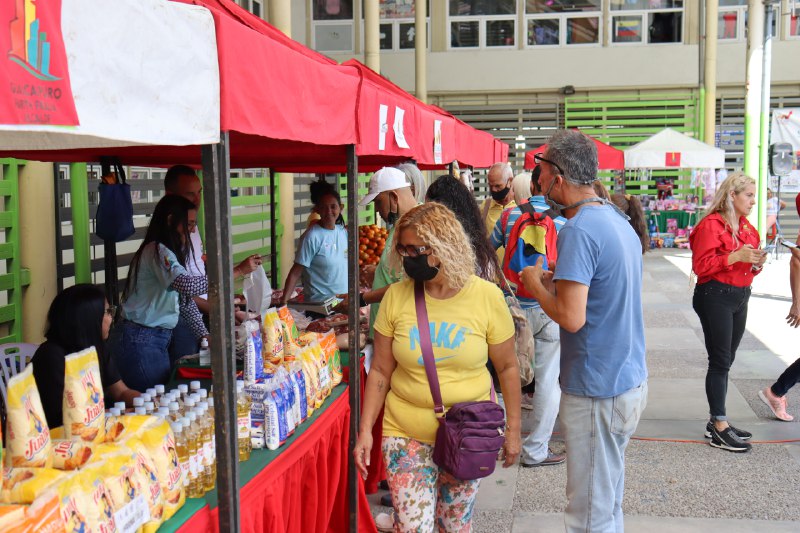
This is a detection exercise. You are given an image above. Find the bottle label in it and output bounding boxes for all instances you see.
[204,441,213,466]
[237,415,250,439]
[181,459,190,484]
[189,452,198,478]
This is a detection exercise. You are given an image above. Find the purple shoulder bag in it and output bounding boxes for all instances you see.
[414,281,506,481]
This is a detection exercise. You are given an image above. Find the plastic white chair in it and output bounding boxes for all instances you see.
[0,343,39,408]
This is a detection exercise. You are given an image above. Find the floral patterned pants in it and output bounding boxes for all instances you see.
[382,436,481,532]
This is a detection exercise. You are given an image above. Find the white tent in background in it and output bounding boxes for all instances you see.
[624,128,725,169]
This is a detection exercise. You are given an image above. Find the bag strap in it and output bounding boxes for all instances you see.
[99,156,127,185]
[413,281,495,417]
[414,281,445,415]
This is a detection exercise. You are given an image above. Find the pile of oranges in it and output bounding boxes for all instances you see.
[358,224,388,266]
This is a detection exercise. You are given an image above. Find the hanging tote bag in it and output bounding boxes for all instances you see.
[414,281,506,481]
[95,158,135,242]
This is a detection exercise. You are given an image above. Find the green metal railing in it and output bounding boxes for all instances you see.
[337,173,375,227]
[0,159,31,343]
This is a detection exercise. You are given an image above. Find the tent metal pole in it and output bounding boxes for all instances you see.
[201,133,241,533]
[346,144,361,533]
[269,169,278,286]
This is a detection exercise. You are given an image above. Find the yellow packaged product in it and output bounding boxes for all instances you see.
[310,342,331,403]
[6,365,52,468]
[297,330,320,347]
[63,347,106,443]
[300,346,321,411]
[1,468,68,504]
[135,418,184,520]
[319,330,343,387]
[103,414,151,443]
[127,439,165,531]
[52,440,93,471]
[56,464,117,533]
[262,308,285,365]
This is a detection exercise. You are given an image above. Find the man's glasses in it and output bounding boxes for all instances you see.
[105,305,117,317]
[395,244,432,257]
[533,154,564,176]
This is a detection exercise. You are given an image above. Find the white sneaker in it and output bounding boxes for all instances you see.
[375,512,395,532]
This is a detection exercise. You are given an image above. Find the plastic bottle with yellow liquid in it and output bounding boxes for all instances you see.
[172,421,189,493]
[207,397,216,491]
[185,413,203,498]
[236,381,252,462]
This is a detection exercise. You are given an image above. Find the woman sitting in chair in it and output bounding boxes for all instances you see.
[31,284,140,428]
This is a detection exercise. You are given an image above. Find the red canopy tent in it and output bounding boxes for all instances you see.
[524,135,624,170]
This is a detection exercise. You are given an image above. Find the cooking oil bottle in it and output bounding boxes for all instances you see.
[172,421,189,494]
[196,402,212,494]
[206,397,216,491]
[236,381,252,462]
[185,412,203,498]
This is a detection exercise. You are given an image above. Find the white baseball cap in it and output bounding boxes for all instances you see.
[359,167,410,206]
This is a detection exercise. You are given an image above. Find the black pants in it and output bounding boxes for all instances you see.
[772,357,800,397]
[693,280,751,421]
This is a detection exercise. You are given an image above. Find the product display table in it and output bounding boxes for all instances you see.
[645,210,699,233]
[157,383,377,532]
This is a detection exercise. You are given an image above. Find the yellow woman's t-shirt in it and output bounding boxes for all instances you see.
[374,276,514,444]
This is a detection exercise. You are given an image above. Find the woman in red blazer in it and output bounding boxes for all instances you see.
[690,172,766,454]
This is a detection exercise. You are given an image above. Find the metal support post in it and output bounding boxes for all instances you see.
[346,144,361,533]
[201,133,240,533]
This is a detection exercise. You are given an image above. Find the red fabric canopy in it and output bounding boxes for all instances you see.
[524,135,624,170]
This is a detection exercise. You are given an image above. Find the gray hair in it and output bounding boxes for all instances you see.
[397,162,427,203]
[488,162,514,182]
[544,130,597,185]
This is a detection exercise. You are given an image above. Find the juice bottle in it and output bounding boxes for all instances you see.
[236,381,252,462]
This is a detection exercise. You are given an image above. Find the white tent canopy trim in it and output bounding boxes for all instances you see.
[0,0,220,150]
[624,128,725,169]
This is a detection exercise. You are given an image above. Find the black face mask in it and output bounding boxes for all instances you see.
[386,209,398,226]
[403,255,439,282]
[490,187,510,203]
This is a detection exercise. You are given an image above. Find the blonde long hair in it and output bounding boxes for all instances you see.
[701,171,756,242]
[389,202,476,290]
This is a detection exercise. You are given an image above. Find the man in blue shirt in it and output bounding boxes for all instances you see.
[490,166,566,468]
[521,130,647,533]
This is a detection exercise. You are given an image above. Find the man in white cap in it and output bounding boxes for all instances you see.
[350,167,419,337]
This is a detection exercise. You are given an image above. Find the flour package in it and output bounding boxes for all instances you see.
[63,347,106,443]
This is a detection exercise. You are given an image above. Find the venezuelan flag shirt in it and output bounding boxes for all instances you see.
[374,276,514,444]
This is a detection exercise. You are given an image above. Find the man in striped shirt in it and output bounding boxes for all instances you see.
[490,166,566,468]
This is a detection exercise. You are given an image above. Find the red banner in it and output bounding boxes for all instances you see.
[1,0,79,125]
[665,152,681,167]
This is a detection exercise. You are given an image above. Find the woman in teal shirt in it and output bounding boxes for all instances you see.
[280,190,348,308]
[111,195,208,391]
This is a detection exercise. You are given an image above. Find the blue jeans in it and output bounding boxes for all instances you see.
[521,306,561,464]
[561,381,648,533]
[168,315,199,367]
[110,321,173,392]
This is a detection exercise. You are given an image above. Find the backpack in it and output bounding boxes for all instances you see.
[500,202,558,300]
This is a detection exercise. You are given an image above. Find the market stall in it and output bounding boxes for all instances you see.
[524,134,625,170]
[624,128,725,246]
[0,1,508,531]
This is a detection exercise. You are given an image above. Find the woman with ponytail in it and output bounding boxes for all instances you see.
[611,193,649,254]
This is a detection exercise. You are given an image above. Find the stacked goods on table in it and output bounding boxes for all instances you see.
[357,224,387,266]
[0,347,230,531]
[239,307,344,454]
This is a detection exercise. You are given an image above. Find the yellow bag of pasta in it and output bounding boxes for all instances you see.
[6,365,52,468]
[262,308,285,365]
[51,440,93,471]
[1,467,68,504]
[63,347,106,443]
[103,414,150,444]
[56,464,117,533]
[136,419,184,520]
[300,346,322,410]
[310,342,331,403]
[125,438,165,531]
[277,305,299,341]
[319,331,343,387]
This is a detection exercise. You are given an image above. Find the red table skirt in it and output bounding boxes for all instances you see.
[177,388,377,533]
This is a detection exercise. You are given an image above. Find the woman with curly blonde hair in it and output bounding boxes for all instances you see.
[354,202,521,532]
[690,172,767,452]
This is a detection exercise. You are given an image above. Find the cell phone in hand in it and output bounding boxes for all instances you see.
[781,240,799,250]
